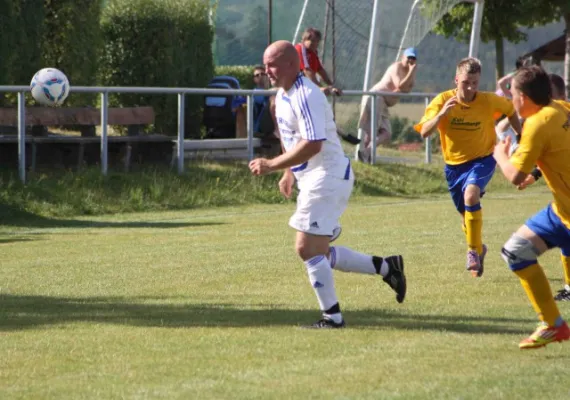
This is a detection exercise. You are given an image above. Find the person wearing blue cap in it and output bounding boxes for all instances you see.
[358,47,418,161]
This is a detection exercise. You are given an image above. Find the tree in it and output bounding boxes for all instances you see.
[427,0,536,81]
[521,1,570,98]
[428,0,570,96]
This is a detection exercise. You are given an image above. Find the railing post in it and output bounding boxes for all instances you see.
[246,94,254,160]
[370,94,378,164]
[177,93,185,174]
[100,91,109,176]
[424,96,432,164]
[17,91,26,183]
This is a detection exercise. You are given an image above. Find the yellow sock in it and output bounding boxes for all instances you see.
[514,263,561,326]
[561,254,570,286]
[464,207,482,254]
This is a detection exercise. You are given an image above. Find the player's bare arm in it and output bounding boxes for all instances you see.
[278,169,295,199]
[396,63,417,93]
[317,68,342,95]
[248,139,322,175]
[497,73,513,98]
[420,96,458,138]
[493,136,527,185]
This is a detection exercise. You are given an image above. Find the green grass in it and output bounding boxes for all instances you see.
[1,173,568,398]
[0,155,517,219]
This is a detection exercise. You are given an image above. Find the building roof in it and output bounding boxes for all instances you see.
[523,33,566,62]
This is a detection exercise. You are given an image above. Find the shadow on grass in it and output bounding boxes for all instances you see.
[0,237,37,244]
[0,294,536,335]
[0,205,223,229]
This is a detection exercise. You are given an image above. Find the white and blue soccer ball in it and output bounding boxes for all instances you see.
[30,68,70,106]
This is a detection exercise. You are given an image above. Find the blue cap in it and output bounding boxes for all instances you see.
[404,47,417,58]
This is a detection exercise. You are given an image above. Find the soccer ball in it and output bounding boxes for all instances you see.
[30,68,70,106]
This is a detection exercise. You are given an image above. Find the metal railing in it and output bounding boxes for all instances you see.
[0,85,436,183]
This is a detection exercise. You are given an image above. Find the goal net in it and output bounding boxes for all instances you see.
[292,0,465,132]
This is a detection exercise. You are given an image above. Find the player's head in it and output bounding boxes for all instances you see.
[549,73,566,100]
[511,66,552,118]
[301,28,321,52]
[253,65,269,88]
[455,57,481,101]
[402,47,417,66]
[263,40,300,89]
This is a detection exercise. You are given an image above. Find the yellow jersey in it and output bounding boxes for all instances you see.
[510,100,570,228]
[414,90,515,165]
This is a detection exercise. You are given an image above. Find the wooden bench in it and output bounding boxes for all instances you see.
[171,136,282,164]
[0,106,154,135]
[0,106,158,170]
[172,138,263,164]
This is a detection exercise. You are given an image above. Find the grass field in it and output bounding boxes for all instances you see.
[2,182,569,399]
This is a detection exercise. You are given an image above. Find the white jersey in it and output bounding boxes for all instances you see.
[275,74,349,181]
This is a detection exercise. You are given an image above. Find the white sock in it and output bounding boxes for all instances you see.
[329,246,381,275]
[305,255,340,316]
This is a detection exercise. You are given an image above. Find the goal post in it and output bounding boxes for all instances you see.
[291,0,485,160]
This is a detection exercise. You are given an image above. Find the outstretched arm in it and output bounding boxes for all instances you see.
[395,64,417,93]
[419,96,457,138]
[249,139,323,175]
[497,73,514,98]
[493,136,527,185]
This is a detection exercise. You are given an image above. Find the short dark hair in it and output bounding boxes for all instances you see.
[302,27,322,41]
[513,66,552,106]
[549,73,566,99]
[515,56,524,70]
[253,65,265,72]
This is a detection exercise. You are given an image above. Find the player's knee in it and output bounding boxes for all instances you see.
[295,242,313,260]
[501,234,541,271]
[463,187,480,205]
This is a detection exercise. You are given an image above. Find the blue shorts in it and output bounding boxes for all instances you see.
[444,154,496,214]
[525,204,570,256]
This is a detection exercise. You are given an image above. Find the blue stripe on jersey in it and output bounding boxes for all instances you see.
[298,79,317,140]
[344,158,351,180]
[291,161,308,172]
[293,80,312,139]
[294,78,316,140]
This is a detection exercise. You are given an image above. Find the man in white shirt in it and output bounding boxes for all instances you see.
[358,48,418,161]
[249,40,407,328]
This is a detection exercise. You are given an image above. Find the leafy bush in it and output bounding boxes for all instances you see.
[214,65,257,89]
[390,116,422,144]
[0,1,102,107]
[41,0,103,106]
[100,0,214,138]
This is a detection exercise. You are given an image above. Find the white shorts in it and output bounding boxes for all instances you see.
[289,172,354,236]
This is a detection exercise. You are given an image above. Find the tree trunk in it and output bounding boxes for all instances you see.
[495,36,505,82]
[564,12,570,99]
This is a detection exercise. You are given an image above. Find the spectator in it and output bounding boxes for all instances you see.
[496,56,541,99]
[252,65,278,138]
[358,47,418,162]
[294,28,341,96]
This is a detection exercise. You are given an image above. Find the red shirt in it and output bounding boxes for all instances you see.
[295,43,322,73]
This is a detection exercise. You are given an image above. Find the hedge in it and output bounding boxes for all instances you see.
[0,1,102,107]
[100,0,214,138]
[214,65,258,89]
